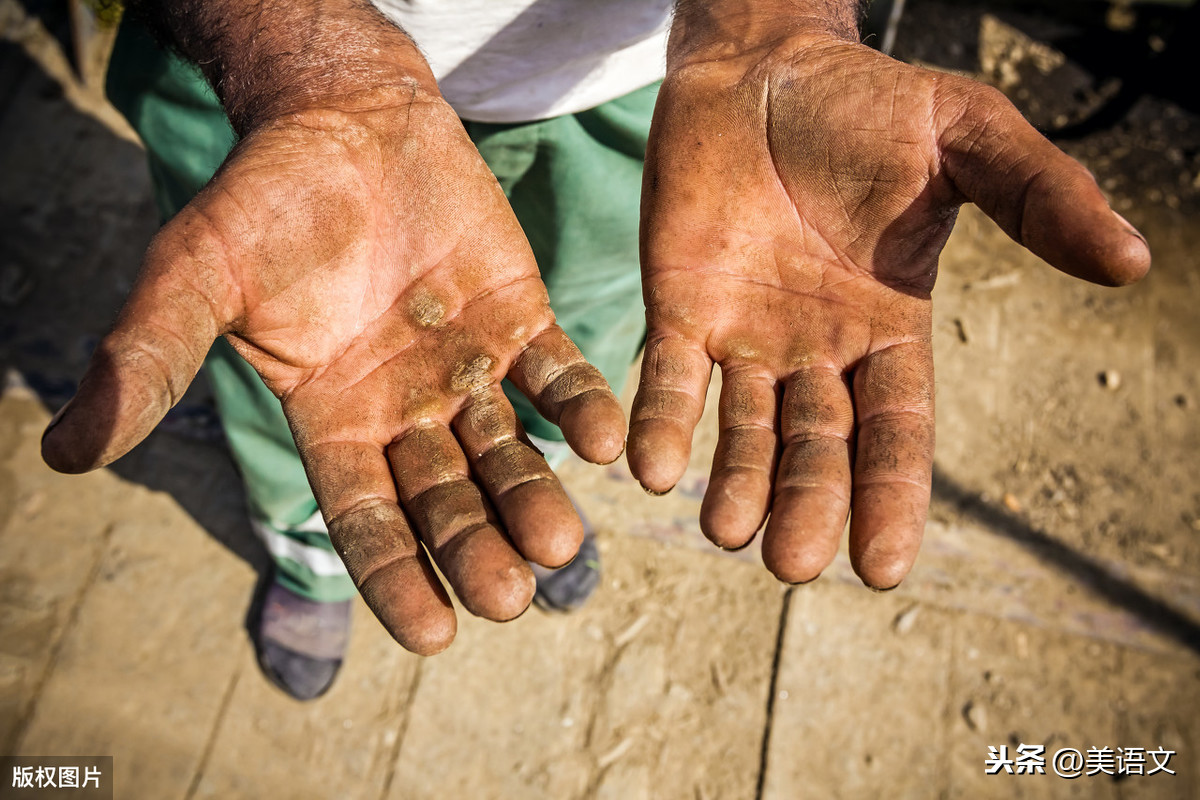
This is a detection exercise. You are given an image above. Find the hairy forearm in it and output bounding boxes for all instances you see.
[669,0,867,63]
[128,0,437,134]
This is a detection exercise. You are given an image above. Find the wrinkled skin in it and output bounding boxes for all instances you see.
[41,88,627,654]
[628,35,1150,588]
[43,23,1152,656]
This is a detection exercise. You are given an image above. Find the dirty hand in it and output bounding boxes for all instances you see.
[41,86,626,654]
[628,6,1150,588]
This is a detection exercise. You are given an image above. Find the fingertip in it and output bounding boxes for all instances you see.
[851,545,916,592]
[1063,208,1151,288]
[559,389,627,465]
[464,563,535,622]
[507,484,584,568]
[627,419,691,494]
[699,518,759,551]
[40,399,133,474]
[764,557,825,586]
[40,338,183,474]
[761,530,837,586]
[1022,170,1154,287]
[1097,215,1151,286]
[41,416,93,474]
[463,423,585,568]
[699,473,768,550]
[326,500,458,656]
[386,596,458,657]
[358,556,458,656]
[442,526,536,622]
[398,602,457,656]
[848,503,924,591]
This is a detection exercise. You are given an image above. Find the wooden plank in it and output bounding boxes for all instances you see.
[190,602,422,800]
[1109,647,1200,799]
[388,536,784,800]
[14,434,254,797]
[762,582,955,799]
[0,391,117,753]
[943,617,1122,799]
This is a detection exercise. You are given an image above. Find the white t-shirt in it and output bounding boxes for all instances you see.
[372,0,672,123]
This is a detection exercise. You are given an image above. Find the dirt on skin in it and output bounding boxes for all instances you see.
[897,0,1200,578]
[0,1,1198,798]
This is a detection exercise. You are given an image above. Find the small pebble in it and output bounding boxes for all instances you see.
[892,605,921,635]
[963,700,988,733]
[598,738,633,769]
[1145,542,1173,561]
[1003,493,1021,513]
[953,318,969,343]
[1099,370,1121,391]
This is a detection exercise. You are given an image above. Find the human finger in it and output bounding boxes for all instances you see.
[42,220,231,473]
[303,438,457,656]
[627,334,713,494]
[507,325,626,465]
[847,341,935,590]
[453,386,583,569]
[762,367,855,584]
[387,423,535,622]
[939,81,1150,286]
[698,365,778,549]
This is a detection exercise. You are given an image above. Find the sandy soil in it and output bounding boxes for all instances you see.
[1,1,1198,797]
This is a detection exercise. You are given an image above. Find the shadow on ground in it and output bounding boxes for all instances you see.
[0,27,267,573]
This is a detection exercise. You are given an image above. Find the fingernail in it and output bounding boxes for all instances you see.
[868,582,901,594]
[1111,210,1148,245]
[788,573,822,586]
[42,397,74,442]
[641,483,673,497]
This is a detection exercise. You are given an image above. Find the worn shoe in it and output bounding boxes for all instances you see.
[531,503,601,613]
[252,575,352,701]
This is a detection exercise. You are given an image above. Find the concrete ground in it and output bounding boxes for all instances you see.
[2,1,1198,798]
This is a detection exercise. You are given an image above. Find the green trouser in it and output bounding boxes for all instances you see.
[106,22,655,602]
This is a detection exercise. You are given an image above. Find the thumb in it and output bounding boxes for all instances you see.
[939,82,1150,287]
[42,221,229,473]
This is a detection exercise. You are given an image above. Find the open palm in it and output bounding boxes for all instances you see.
[43,91,626,653]
[629,36,1149,588]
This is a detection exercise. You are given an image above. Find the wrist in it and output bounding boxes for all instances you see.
[142,0,441,134]
[228,56,442,136]
[668,0,864,68]
[221,26,441,134]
